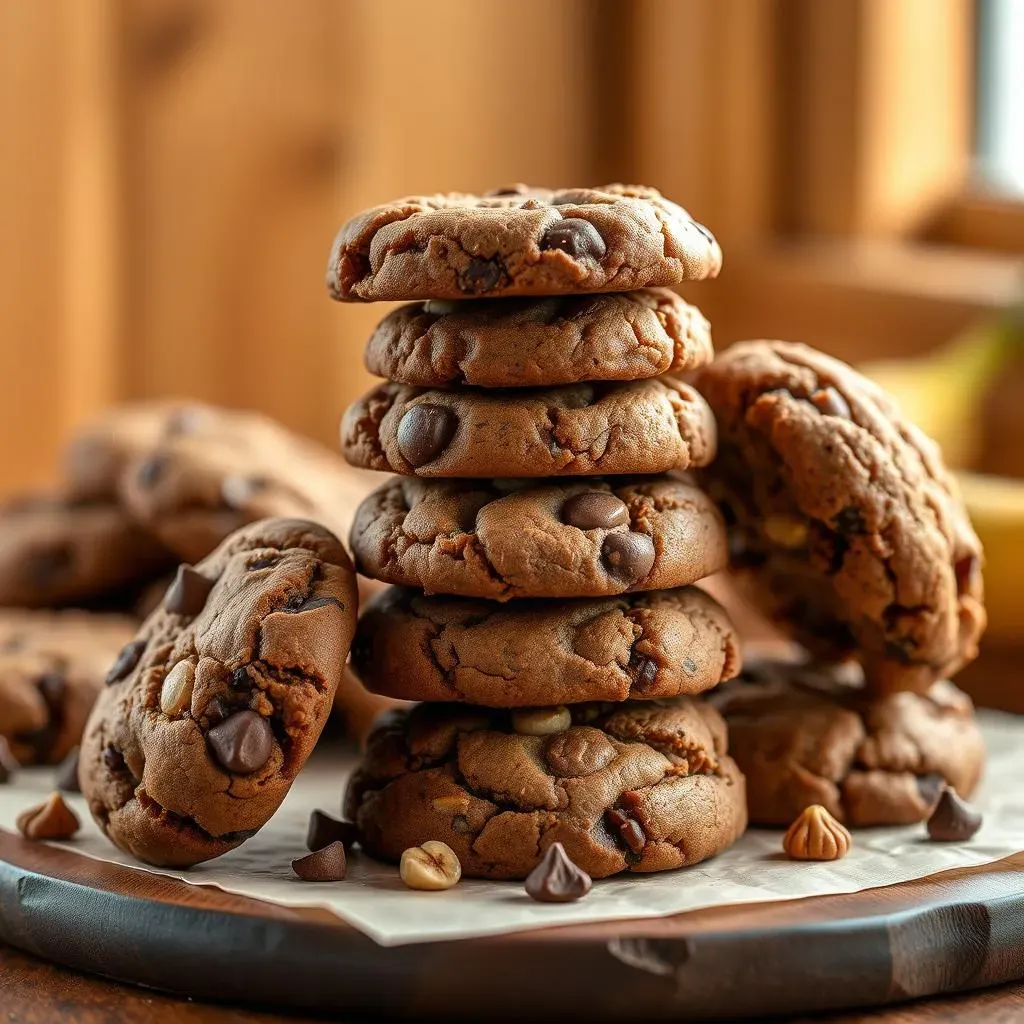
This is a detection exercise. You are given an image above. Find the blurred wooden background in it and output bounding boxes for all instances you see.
[1,0,1021,494]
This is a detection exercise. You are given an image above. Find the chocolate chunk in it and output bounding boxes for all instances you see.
[55,746,80,792]
[606,807,646,854]
[601,532,656,585]
[484,184,530,197]
[927,786,983,842]
[306,809,359,852]
[207,710,274,774]
[629,654,659,690]
[30,546,73,584]
[916,772,945,808]
[292,841,347,882]
[248,555,280,571]
[561,492,630,531]
[0,736,19,784]
[105,638,147,685]
[230,667,250,690]
[221,474,268,509]
[540,218,607,260]
[284,594,343,614]
[524,842,592,903]
[16,792,80,841]
[832,507,866,535]
[812,387,851,419]
[164,564,215,616]
[460,257,504,293]
[396,404,457,467]
[103,745,126,772]
[137,454,167,488]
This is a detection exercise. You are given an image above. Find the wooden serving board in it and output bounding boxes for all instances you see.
[1,829,1023,1020]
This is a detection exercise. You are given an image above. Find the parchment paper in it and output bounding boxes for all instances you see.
[1,710,1021,947]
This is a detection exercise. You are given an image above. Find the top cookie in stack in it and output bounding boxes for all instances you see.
[331,185,748,881]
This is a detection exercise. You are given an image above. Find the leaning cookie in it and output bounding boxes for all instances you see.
[327,184,721,302]
[80,518,357,867]
[364,289,713,388]
[694,340,985,693]
[351,475,728,599]
[707,656,985,826]
[0,610,136,765]
[352,586,740,706]
[346,699,746,880]
[342,378,717,478]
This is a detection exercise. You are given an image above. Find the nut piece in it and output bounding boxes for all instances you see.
[927,786,983,842]
[512,706,572,736]
[400,840,462,891]
[525,842,593,903]
[783,804,851,861]
[160,661,196,716]
[16,792,80,841]
[763,514,810,549]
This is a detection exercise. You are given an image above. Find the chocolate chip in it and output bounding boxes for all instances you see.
[812,387,851,419]
[292,841,347,882]
[562,491,630,531]
[30,546,73,585]
[601,532,656,585]
[606,807,646,854]
[221,474,268,509]
[459,256,504,293]
[105,639,147,685]
[248,555,280,571]
[137,454,167,488]
[484,184,530,197]
[207,710,274,774]
[833,507,865,535]
[102,745,125,772]
[164,564,215,616]
[284,594,342,614]
[230,667,250,690]
[927,786,983,842]
[916,772,945,808]
[55,746,80,792]
[0,737,19,784]
[396,404,457,467]
[629,654,659,690]
[306,809,358,852]
[540,218,606,260]
[524,842,592,903]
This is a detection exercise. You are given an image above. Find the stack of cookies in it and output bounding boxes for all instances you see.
[329,184,748,879]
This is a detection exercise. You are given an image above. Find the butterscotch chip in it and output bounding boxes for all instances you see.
[16,792,80,840]
[783,805,851,861]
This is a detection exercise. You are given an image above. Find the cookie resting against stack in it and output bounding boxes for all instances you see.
[330,183,749,880]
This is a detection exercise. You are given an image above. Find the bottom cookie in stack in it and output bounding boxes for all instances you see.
[708,656,985,827]
[344,698,747,880]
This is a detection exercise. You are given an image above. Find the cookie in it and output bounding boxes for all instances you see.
[327,184,721,303]
[0,496,172,609]
[364,289,713,389]
[693,341,985,693]
[80,518,358,867]
[117,405,374,564]
[708,656,985,826]
[351,475,728,600]
[345,698,746,879]
[0,610,136,766]
[342,377,717,479]
[352,586,740,706]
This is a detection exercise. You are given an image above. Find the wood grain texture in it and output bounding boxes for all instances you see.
[1,829,1023,1020]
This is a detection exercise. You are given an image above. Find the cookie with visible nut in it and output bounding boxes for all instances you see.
[345,698,746,880]
[79,518,357,867]
[352,585,741,707]
[351,475,727,600]
[327,184,721,303]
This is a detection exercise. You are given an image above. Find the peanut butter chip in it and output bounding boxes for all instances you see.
[16,792,80,841]
[783,804,851,861]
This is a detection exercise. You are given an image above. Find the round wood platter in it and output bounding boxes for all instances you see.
[1,830,1023,1020]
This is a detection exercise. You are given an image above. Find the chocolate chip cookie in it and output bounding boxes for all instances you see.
[80,518,358,867]
[364,289,713,388]
[117,405,374,564]
[709,656,985,826]
[342,377,717,478]
[327,184,721,303]
[352,586,740,706]
[693,341,985,693]
[0,610,136,766]
[351,475,728,599]
[345,698,746,879]
[0,496,173,608]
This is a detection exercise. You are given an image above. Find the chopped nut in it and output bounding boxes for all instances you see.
[927,786,983,842]
[400,840,462,891]
[763,514,810,549]
[512,706,572,736]
[431,795,471,815]
[783,804,851,861]
[160,661,195,716]
[16,792,80,841]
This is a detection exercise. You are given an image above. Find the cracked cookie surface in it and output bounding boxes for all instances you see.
[341,377,717,478]
[351,474,728,599]
[327,184,721,303]
[708,655,985,826]
[0,496,173,608]
[0,610,136,765]
[364,289,713,388]
[352,585,741,706]
[693,341,985,694]
[346,698,746,879]
[79,518,357,867]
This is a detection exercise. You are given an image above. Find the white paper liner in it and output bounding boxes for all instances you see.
[1,710,1021,947]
